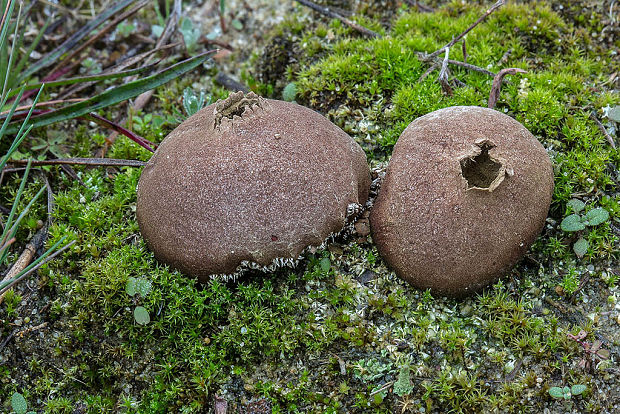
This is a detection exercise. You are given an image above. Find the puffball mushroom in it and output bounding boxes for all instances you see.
[370,106,553,297]
[137,92,370,281]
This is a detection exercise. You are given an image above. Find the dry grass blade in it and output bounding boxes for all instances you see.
[18,0,137,82]
[82,113,156,152]
[5,50,216,134]
[295,0,380,38]
[8,158,147,167]
[488,67,527,109]
[48,0,150,76]
[0,239,75,295]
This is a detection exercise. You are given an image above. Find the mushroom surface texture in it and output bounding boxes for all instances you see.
[137,92,370,281]
[369,106,554,297]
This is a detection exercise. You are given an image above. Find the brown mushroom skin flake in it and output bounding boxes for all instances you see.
[136,92,370,281]
[370,106,554,297]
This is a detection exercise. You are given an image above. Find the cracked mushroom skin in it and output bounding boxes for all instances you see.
[370,106,553,297]
[136,92,370,281]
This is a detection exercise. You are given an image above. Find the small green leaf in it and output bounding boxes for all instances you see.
[567,199,585,213]
[560,214,586,232]
[571,384,587,395]
[126,277,137,297]
[573,238,589,258]
[231,19,243,31]
[548,387,564,399]
[319,257,331,273]
[135,278,152,297]
[584,208,609,226]
[282,82,297,102]
[134,306,150,325]
[607,105,620,122]
[11,392,27,414]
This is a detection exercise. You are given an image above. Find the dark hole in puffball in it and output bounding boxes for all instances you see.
[460,143,502,189]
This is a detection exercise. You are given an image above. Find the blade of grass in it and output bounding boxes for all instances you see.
[0,0,16,96]
[0,159,33,249]
[18,0,136,82]
[0,86,24,134]
[49,0,149,76]
[5,51,215,133]
[0,238,74,294]
[0,184,46,264]
[0,0,15,53]
[1,1,21,99]
[0,98,85,119]
[7,63,158,98]
[11,15,52,85]
[82,113,155,152]
[1,86,44,170]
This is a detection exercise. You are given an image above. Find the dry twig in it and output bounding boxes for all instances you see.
[590,112,617,149]
[0,228,48,304]
[404,0,434,13]
[8,158,146,168]
[488,68,527,109]
[295,0,380,38]
[424,0,505,61]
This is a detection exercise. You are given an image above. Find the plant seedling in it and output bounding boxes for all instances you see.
[126,277,152,325]
[548,384,587,400]
[560,199,610,258]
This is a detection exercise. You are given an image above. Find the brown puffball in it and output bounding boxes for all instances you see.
[137,92,370,281]
[370,106,553,297]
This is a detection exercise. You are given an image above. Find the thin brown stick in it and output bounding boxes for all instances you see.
[404,0,434,13]
[488,68,527,109]
[0,99,86,117]
[447,59,495,76]
[590,112,617,149]
[0,228,46,304]
[0,240,76,295]
[418,62,440,83]
[16,322,48,339]
[49,0,150,75]
[8,158,146,168]
[295,0,380,38]
[462,39,468,63]
[416,52,496,77]
[425,0,505,61]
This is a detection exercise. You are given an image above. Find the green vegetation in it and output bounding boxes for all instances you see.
[1,0,619,412]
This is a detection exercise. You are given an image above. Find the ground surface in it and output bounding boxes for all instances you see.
[1,0,619,413]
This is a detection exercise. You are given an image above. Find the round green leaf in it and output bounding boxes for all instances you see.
[133,306,150,325]
[319,257,331,273]
[584,208,609,226]
[573,238,589,258]
[560,214,586,232]
[571,384,587,395]
[548,387,564,399]
[135,278,152,298]
[126,277,137,297]
[567,199,585,213]
[11,392,27,414]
